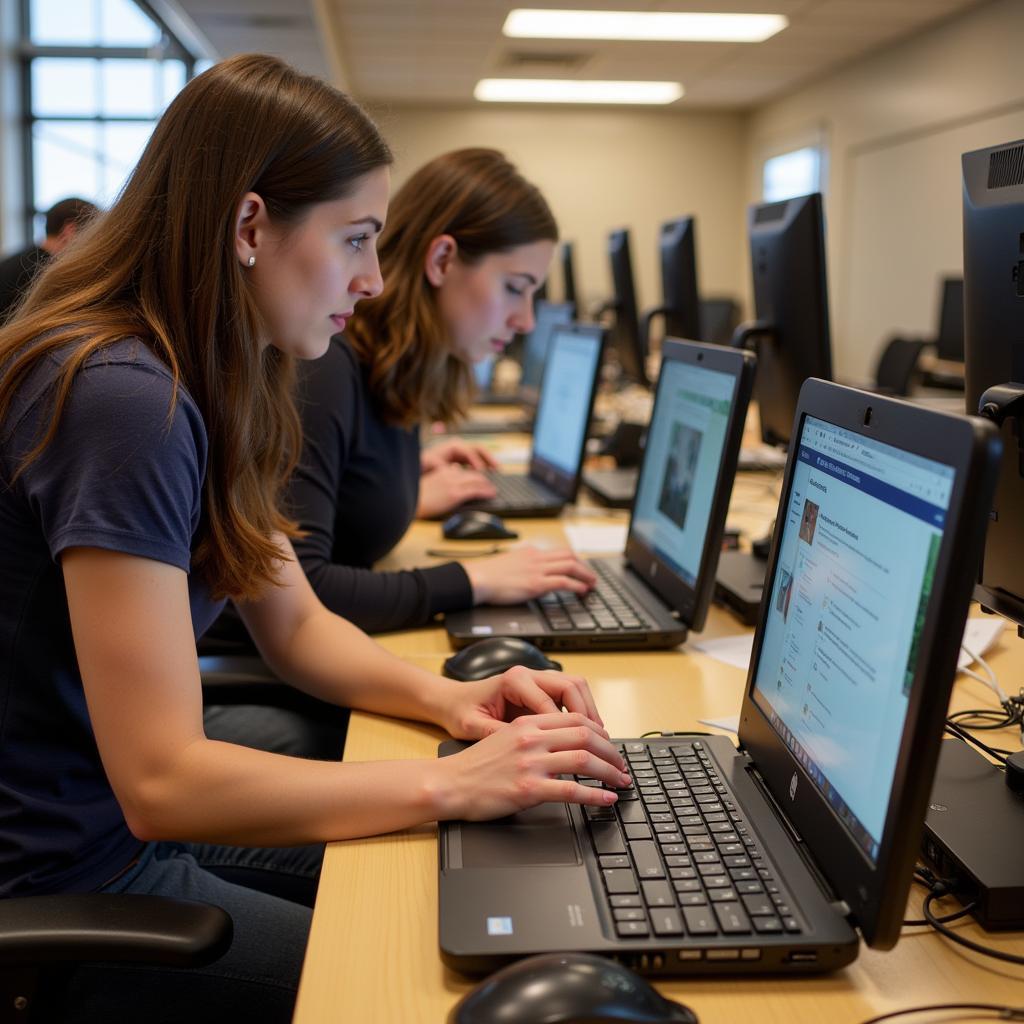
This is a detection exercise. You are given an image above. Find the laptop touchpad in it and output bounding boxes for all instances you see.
[459,803,580,867]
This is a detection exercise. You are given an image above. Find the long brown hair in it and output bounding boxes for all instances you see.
[346,148,557,427]
[0,54,392,600]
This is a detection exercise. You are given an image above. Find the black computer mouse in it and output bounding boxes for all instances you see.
[442,637,562,681]
[443,510,519,541]
[448,952,698,1024]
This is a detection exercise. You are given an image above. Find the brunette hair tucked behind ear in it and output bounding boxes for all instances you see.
[346,147,557,427]
[0,54,392,600]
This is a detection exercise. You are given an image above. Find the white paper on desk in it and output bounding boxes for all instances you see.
[958,617,1005,670]
[562,523,628,554]
[691,634,754,671]
[691,618,1004,676]
[493,445,531,466]
[698,714,740,734]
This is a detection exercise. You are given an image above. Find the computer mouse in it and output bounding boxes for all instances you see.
[448,952,698,1024]
[442,510,519,541]
[442,637,562,681]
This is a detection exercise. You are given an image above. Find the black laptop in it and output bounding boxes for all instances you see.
[438,379,1000,975]
[462,322,605,518]
[458,301,576,432]
[446,339,755,651]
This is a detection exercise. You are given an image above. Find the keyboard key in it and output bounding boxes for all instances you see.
[614,908,646,922]
[713,902,752,934]
[677,893,708,907]
[618,802,647,824]
[708,888,738,903]
[752,916,783,934]
[629,841,665,879]
[650,908,685,936]
[783,917,802,933]
[735,881,764,895]
[610,894,642,908]
[591,822,626,855]
[624,823,652,841]
[641,880,675,907]
[599,855,630,869]
[616,920,650,938]
[742,894,775,917]
[683,906,718,935]
[603,869,638,894]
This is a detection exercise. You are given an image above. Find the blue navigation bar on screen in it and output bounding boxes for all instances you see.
[797,446,947,527]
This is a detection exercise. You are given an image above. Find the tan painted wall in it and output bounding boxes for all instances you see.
[747,0,1024,383]
[366,103,748,325]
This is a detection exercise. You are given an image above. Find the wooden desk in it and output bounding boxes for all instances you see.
[294,474,1024,1024]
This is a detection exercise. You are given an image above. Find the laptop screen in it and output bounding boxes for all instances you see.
[521,303,574,393]
[630,358,737,586]
[751,415,955,863]
[532,327,601,475]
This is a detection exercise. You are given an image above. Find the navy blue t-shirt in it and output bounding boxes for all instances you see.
[0,338,224,896]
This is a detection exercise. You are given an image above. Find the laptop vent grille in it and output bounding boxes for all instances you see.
[754,201,788,224]
[988,144,1024,189]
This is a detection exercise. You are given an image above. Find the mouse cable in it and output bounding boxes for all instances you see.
[857,1004,1024,1024]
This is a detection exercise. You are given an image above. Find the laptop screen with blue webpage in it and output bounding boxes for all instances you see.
[630,359,736,586]
[751,415,954,863]
[531,327,601,474]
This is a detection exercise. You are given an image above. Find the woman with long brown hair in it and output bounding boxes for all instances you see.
[0,59,627,1021]
[255,148,598,636]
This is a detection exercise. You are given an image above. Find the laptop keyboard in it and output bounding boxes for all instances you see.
[480,471,554,510]
[578,740,803,940]
[536,560,651,632]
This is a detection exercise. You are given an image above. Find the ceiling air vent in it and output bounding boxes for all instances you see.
[988,144,1024,190]
[499,50,592,72]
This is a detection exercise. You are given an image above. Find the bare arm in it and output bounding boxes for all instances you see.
[63,545,629,848]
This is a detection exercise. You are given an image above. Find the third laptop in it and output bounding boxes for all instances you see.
[446,338,755,650]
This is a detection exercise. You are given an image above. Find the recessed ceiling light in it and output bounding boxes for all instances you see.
[503,9,788,43]
[474,79,684,104]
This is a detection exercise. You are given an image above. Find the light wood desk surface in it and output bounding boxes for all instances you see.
[294,437,1024,1024]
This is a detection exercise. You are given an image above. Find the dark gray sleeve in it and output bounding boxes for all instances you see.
[288,342,473,632]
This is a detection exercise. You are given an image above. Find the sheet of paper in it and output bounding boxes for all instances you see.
[697,714,740,733]
[691,617,1004,676]
[958,616,1005,670]
[691,634,754,671]
[562,523,629,554]
[492,445,531,466]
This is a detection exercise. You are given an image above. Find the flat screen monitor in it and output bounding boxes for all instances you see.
[963,137,1024,626]
[608,228,647,385]
[518,300,575,405]
[936,277,964,362]
[560,241,577,307]
[741,192,832,447]
[658,217,702,341]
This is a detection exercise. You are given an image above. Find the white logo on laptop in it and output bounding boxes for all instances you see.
[487,916,513,936]
[789,772,798,801]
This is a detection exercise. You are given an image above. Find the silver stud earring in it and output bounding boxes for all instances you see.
[247,256,256,267]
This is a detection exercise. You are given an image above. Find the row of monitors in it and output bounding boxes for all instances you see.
[513,135,1023,635]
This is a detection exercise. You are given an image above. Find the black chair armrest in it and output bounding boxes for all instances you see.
[0,895,232,967]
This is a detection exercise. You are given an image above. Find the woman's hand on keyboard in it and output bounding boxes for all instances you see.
[464,546,596,604]
[421,438,499,474]
[429,711,631,821]
[416,463,496,518]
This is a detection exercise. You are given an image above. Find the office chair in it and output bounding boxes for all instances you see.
[0,894,232,1021]
[874,337,928,396]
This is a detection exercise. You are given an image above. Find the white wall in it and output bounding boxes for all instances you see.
[747,0,1024,383]
[367,103,747,323]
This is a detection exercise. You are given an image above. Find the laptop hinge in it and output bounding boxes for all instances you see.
[745,763,844,908]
